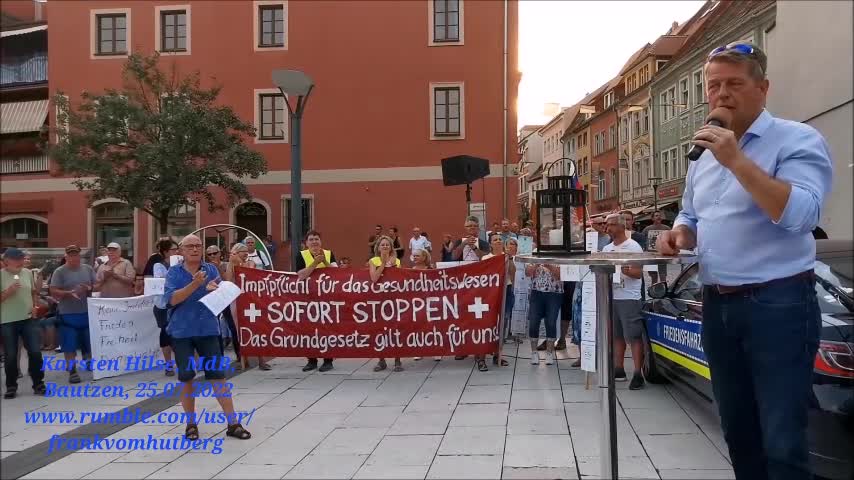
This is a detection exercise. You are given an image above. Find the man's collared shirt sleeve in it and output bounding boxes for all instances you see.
[772,124,833,233]
[674,162,699,233]
[163,266,186,307]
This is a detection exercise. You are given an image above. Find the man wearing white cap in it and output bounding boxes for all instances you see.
[95,242,136,298]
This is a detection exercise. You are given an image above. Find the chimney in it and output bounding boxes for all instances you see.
[34,0,44,21]
[668,21,679,34]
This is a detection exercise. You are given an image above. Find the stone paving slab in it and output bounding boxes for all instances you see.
[2,345,734,479]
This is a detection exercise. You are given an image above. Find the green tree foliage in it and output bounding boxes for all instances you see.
[52,53,268,235]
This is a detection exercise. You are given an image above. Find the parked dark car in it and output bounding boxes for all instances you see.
[642,239,854,480]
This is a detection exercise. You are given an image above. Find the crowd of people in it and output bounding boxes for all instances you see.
[0,210,669,396]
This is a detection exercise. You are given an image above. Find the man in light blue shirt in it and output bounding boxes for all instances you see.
[658,43,832,480]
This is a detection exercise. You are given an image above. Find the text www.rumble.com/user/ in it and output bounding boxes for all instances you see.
[25,407,255,426]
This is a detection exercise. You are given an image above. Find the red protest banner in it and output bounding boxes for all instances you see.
[234,255,506,358]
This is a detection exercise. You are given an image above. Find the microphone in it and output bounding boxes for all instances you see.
[687,108,732,161]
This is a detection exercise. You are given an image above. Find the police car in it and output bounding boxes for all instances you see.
[641,239,853,480]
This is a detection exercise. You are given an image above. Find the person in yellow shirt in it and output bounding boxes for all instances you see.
[1,248,46,399]
[369,236,402,372]
[296,230,338,372]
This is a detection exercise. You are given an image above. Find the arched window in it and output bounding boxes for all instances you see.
[235,201,269,239]
[1,217,48,248]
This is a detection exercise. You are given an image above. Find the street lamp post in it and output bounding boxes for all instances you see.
[272,69,314,270]
[649,176,662,212]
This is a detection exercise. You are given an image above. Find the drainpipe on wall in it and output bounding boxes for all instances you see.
[502,0,509,217]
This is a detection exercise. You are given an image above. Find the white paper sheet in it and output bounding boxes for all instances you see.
[516,236,534,255]
[199,281,241,316]
[581,311,597,342]
[169,255,183,267]
[581,281,596,312]
[580,340,596,372]
[585,231,599,252]
[143,277,165,296]
[560,265,582,281]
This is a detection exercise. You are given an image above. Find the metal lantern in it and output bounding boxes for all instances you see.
[535,174,589,256]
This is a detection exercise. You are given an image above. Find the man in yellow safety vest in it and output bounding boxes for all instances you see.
[296,230,338,372]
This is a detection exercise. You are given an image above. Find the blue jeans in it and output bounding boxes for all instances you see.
[2,319,45,390]
[702,275,820,480]
[527,290,562,339]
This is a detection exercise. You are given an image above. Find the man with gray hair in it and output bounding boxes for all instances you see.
[602,213,645,389]
[452,215,489,262]
[657,42,832,479]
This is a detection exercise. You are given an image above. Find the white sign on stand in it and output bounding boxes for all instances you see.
[87,295,163,380]
[580,340,596,371]
[580,230,601,373]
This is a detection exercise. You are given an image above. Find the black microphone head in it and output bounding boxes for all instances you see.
[706,107,733,128]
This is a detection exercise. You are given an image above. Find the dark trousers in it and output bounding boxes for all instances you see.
[560,282,576,340]
[2,319,45,390]
[221,308,240,359]
[702,275,819,480]
[307,357,333,364]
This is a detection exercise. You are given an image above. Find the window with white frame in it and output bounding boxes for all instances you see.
[666,86,676,119]
[257,2,286,48]
[604,91,614,109]
[283,196,313,241]
[621,116,628,143]
[608,125,616,149]
[592,133,599,156]
[96,13,128,55]
[669,147,679,179]
[693,69,704,105]
[597,170,606,200]
[642,158,649,185]
[155,6,191,55]
[254,89,287,143]
[632,112,640,138]
[431,0,463,45]
[430,83,464,139]
[569,137,575,153]
[91,9,131,58]
[662,150,670,180]
[660,92,669,122]
[610,169,617,197]
[656,60,667,71]
[679,77,689,110]
[583,132,587,147]
[633,160,641,187]
[642,108,649,134]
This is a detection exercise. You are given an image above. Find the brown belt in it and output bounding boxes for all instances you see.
[712,270,815,295]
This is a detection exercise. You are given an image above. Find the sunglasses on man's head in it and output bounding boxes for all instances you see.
[708,43,754,58]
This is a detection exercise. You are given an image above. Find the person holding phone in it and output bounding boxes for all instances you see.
[1,248,45,399]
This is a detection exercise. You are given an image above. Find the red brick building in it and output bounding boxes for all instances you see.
[0,0,519,269]
[588,76,624,215]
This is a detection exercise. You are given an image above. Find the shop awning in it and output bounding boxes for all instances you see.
[0,25,47,38]
[0,100,49,134]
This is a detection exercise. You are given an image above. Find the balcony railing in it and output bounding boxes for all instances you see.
[1,155,49,174]
[0,55,48,86]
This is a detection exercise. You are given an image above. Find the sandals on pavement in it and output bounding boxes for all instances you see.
[477,360,489,372]
[373,360,387,372]
[226,423,251,440]
[184,423,200,441]
[259,363,272,371]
